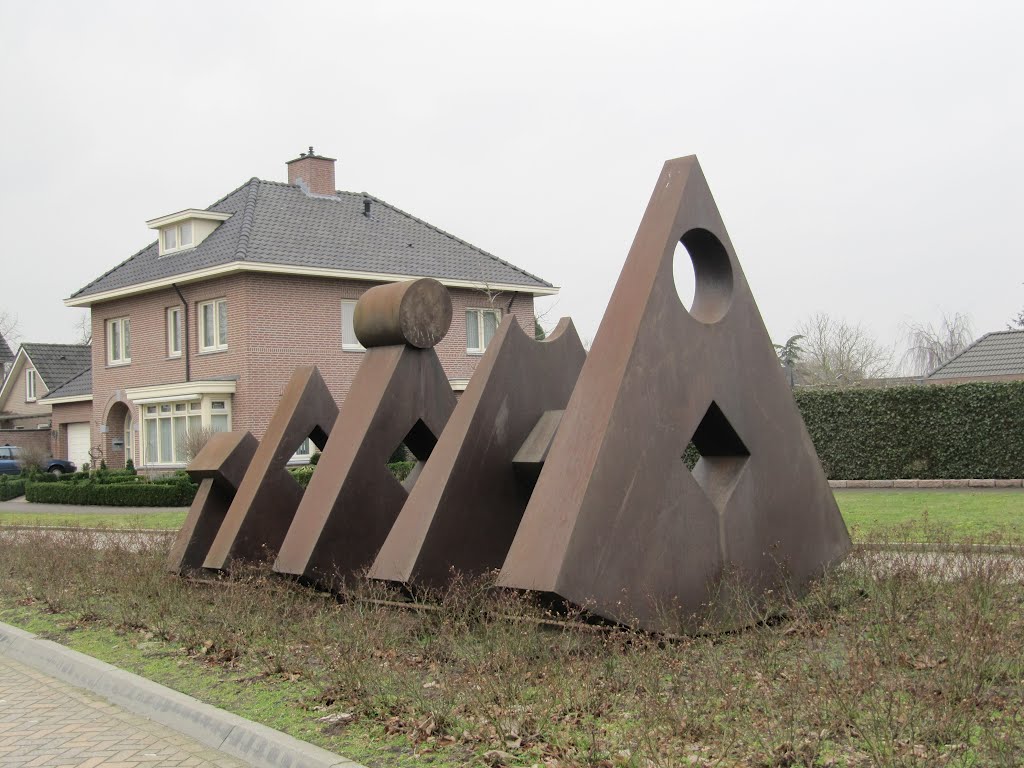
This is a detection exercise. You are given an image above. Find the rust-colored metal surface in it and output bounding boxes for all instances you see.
[274,283,458,590]
[202,366,338,569]
[369,317,586,589]
[498,156,851,632]
[166,430,258,574]
[354,278,453,349]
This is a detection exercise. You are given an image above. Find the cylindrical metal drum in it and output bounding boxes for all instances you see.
[353,278,452,349]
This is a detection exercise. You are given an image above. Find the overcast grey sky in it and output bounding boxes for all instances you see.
[1,1,1021,362]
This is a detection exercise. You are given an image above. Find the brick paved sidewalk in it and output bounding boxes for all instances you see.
[0,656,245,768]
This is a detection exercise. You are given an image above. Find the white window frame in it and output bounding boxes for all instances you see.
[106,317,131,366]
[160,221,194,255]
[25,369,37,402]
[289,437,318,465]
[198,298,228,353]
[141,396,232,467]
[341,299,364,352]
[466,307,501,354]
[167,306,182,358]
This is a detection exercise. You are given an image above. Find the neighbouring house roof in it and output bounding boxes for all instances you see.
[19,344,92,390]
[41,366,92,402]
[0,343,92,413]
[67,179,554,305]
[926,330,1024,381]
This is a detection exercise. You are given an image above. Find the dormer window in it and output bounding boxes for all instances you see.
[162,221,193,253]
[147,209,231,257]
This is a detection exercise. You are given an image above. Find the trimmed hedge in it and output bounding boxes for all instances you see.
[289,466,315,488]
[288,462,414,488]
[25,478,197,507]
[389,461,416,482]
[0,477,26,501]
[795,381,1024,480]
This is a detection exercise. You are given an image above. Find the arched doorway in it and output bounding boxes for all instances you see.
[104,401,132,469]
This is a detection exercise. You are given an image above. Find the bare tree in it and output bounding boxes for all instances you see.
[795,313,893,386]
[0,309,20,347]
[73,311,92,344]
[901,312,973,376]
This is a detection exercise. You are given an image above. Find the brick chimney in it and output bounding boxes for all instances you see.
[286,146,336,195]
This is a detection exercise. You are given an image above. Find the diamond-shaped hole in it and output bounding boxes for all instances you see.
[387,419,439,492]
[681,402,749,512]
[287,425,330,489]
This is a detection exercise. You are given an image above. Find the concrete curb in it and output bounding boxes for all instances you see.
[0,621,364,768]
[830,478,1023,489]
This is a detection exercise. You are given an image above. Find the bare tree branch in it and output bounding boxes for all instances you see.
[73,311,92,345]
[900,312,973,376]
[0,309,20,347]
[794,313,893,385]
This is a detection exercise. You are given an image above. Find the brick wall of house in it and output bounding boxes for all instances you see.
[90,274,250,467]
[89,272,537,462]
[0,427,51,457]
[50,400,93,460]
[240,274,535,440]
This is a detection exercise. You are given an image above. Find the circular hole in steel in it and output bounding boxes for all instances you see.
[672,228,734,323]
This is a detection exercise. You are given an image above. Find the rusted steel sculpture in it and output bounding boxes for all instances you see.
[202,366,338,569]
[273,278,458,589]
[369,315,586,590]
[498,156,851,632]
[166,430,258,574]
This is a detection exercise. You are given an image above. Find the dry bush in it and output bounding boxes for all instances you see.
[0,526,1021,767]
[17,442,51,475]
[182,426,215,461]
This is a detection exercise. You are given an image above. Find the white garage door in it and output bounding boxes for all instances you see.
[67,423,91,470]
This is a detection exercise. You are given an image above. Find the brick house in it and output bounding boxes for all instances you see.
[0,343,91,459]
[59,149,556,471]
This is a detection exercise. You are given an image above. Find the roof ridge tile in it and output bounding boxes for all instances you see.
[234,179,261,261]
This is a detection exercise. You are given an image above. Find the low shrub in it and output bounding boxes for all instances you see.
[0,477,26,501]
[25,478,197,506]
[388,461,416,482]
[289,466,315,488]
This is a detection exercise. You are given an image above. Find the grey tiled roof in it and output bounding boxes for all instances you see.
[71,180,552,299]
[42,366,91,400]
[21,344,92,390]
[926,330,1024,380]
[0,335,12,365]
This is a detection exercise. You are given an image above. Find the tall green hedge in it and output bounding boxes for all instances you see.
[795,382,1024,480]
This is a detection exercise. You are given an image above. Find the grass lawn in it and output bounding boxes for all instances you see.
[2,490,1022,545]
[0,511,187,529]
[835,489,1024,542]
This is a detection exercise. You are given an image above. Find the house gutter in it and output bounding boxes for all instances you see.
[172,284,190,382]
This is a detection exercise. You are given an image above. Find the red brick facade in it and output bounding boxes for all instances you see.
[0,427,51,456]
[85,272,536,469]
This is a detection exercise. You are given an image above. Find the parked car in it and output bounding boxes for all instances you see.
[0,445,76,476]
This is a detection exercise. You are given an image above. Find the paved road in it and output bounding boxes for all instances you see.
[0,656,245,767]
[0,499,186,516]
